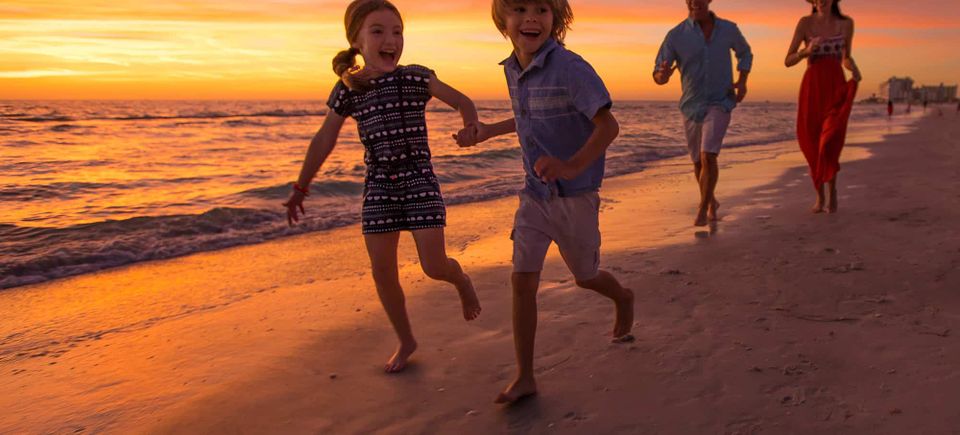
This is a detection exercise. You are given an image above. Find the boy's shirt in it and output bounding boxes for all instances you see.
[654,14,753,122]
[500,38,613,200]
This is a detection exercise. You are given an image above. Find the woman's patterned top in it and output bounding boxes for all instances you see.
[809,34,846,59]
[327,65,434,167]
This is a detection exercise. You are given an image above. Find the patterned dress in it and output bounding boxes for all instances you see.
[326,65,446,234]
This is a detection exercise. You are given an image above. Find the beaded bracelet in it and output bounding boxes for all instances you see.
[292,182,310,196]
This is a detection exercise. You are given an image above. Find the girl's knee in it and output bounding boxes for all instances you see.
[420,260,450,281]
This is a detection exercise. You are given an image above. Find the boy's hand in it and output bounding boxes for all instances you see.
[534,156,578,182]
[453,122,479,147]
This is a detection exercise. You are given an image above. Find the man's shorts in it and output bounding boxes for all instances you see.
[511,190,601,282]
[683,106,732,163]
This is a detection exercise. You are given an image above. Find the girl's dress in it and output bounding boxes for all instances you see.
[796,34,858,188]
[327,65,446,234]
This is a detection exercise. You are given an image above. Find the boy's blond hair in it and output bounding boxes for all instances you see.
[491,0,574,44]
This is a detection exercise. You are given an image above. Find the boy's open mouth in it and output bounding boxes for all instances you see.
[519,29,542,39]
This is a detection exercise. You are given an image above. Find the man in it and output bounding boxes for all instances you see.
[654,0,753,226]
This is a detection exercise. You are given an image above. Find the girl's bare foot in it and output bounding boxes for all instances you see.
[612,288,635,340]
[384,341,417,373]
[494,377,538,404]
[694,206,709,226]
[707,199,720,221]
[455,274,481,321]
[811,201,825,213]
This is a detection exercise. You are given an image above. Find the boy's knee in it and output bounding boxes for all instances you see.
[511,272,540,296]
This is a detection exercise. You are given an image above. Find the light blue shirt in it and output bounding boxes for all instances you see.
[501,38,613,199]
[655,14,753,122]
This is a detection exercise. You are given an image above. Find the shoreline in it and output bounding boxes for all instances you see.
[3,112,957,434]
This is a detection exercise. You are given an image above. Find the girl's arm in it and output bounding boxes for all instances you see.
[284,111,347,225]
[842,19,862,81]
[429,74,480,146]
[785,17,811,68]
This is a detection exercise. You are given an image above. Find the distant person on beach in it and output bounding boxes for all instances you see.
[923,100,928,112]
[653,0,753,227]
[284,0,482,373]
[907,102,911,114]
[785,0,861,214]
[888,101,894,118]
[458,0,635,404]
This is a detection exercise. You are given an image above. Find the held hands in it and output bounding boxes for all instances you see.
[283,189,307,226]
[533,156,578,183]
[453,121,491,147]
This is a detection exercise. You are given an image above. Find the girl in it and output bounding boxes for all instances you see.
[785,0,862,214]
[284,0,482,373]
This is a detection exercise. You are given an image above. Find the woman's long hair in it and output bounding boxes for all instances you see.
[332,0,403,91]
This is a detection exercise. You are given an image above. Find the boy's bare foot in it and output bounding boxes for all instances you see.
[707,199,720,221]
[456,274,481,321]
[694,206,709,227]
[494,377,538,404]
[384,341,417,374]
[612,288,635,339]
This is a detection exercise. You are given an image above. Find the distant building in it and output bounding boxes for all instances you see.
[914,83,958,103]
[879,77,914,103]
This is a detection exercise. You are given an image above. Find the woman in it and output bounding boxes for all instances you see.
[785,0,862,213]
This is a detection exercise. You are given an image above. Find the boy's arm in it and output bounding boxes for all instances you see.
[533,108,618,182]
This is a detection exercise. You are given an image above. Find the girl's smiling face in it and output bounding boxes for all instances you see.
[352,8,404,73]
[504,1,554,62]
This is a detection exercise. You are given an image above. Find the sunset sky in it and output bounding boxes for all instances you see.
[1,0,958,101]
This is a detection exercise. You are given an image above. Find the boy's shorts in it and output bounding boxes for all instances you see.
[511,190,601,282]
[683,105,732,163]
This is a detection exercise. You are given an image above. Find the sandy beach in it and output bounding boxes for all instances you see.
[2,112,958,434]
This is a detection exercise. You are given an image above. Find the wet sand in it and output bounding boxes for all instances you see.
[1,113,957,434]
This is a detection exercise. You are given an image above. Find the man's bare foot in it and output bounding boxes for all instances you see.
[612,288,634,340]
[455,274,481,321]
[694,206,709,227]
[385,341,417,373]
[494,377,538,404]
[707,199,720,221]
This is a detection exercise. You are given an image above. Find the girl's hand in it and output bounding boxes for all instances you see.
[283,190,307,226]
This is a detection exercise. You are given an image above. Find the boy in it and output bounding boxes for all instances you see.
[458,0,634,404]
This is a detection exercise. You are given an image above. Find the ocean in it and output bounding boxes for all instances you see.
[0,99,890,289]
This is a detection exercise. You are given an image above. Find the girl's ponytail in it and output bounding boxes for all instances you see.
[333,47,360,79]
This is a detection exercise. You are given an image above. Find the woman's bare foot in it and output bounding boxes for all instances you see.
[455,274,481,321]
[494,377,538,404]
[384,340,417,374]
[827,183,838,213]
[612,288,635,340]
[707,199,720,221]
